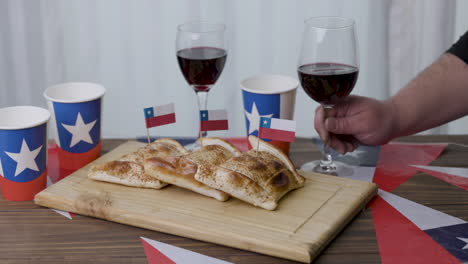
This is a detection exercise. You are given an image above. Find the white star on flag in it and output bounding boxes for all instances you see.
[5,139,42,177]
[62,112,97,148]
[244,102,273,134]
[457,237,468,250]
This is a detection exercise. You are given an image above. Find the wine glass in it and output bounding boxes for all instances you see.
[297,16,359,175]
[176,21,227,142]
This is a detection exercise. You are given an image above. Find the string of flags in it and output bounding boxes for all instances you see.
[142,103,296,147]
[373,190,467,264]
[337,142,468,264]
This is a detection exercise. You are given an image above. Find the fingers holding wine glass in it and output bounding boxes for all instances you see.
[314,106,334,143]
[314,95,402,153]
[314,105,357,154]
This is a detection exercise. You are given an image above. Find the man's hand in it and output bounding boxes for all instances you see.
[314,95,398,154]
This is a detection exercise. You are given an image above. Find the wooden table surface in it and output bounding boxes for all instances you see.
[1,135,468,263]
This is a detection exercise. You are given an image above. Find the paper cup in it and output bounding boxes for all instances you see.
[44,82,105,177]
[241,74,298,155]
[0,106,50,201]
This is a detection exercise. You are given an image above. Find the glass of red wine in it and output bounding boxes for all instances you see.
[297,16,359,175]
[176,21,227,141]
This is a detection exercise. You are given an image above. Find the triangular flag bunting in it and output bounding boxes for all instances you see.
[375,190,467,263]
[373,143,447,191]
[140,237,232,264]
[46,175,74,220]
[411,165,468,190]
[141,237,176,264]
[372,195,460,263]
[378,190,464,230]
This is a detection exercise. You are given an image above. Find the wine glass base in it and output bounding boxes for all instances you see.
[300,160,353,177]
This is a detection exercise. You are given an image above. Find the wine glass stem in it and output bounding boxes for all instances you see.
[320,143,334,169]
[196,90,208,138]
[320,105,336,172]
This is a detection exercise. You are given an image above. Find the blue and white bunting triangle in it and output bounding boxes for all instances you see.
[379,189,468,262]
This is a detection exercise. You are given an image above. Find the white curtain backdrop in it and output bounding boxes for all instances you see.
[389,0,456,135]
[0,0,467,139]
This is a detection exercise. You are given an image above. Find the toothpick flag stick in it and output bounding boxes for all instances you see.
[146,128,151,144]
[256,135,261,156]
[198,130,203,147]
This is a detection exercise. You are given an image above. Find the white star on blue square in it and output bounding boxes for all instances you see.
[144,107,154,118]
[260,117,271,128]
[200,110,208,121]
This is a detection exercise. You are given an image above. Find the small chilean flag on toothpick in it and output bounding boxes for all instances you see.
[144,103,176,128]
[259,117,296,142]
[200,110,229,131]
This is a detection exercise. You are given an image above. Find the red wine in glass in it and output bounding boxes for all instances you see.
[297,16,359,174]
[176,22,227,142]
[298,63,358,106]
[177,47,227,92]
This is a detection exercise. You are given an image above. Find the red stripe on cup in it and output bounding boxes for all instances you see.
[56,141,102,177]
[0,170,47,201]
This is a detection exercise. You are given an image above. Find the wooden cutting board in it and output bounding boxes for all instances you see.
[34,141,377,263]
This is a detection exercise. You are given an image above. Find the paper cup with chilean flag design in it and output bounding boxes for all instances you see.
[241,74,298,155]
[0,106,50,201]
[44,82,105,178]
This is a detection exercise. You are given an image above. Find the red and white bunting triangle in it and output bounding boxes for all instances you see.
[378,190,464,230]
[373,143,446,192]
[141,237,232,264]
[411,165,468,190]
[46,176,74,220]
[372,190,466,263]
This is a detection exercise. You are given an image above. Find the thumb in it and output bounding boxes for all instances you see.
[325,117,357,135]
